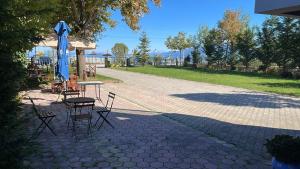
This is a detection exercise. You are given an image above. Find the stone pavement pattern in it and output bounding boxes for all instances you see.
[24,89,269,169]
[97,68,300,156]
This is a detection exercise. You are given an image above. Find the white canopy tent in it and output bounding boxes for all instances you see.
[38,33,96,50]
[36,34,96,79]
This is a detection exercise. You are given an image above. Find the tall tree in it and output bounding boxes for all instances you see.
[165,32,192,66]
[257,16,279,71]
[111,43,129,66]
[294,20,300,68]
[0,0,58,168]
[218,10,247,70]
[58,0,161,78]
[191,48,200,67]
[276,17,297,72]
[165,36,177,63]
[131,48,140,65]
[204,29,225,68]
[190,26,209,66]
[236,27,257,69]
[138,32,151,66]
[194,26,209,49]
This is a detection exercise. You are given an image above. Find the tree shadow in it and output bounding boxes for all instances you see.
[170,92,300,108]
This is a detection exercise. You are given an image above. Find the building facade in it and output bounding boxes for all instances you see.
[255,0,300,17]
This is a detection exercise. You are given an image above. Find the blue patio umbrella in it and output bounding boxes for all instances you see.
[54,21,71,81]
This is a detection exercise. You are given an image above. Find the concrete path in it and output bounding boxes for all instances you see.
[23,89,269,169]
[97,68,300,156]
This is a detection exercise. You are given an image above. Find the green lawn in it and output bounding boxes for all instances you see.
[116,66,300,97]
[89,74,121,83]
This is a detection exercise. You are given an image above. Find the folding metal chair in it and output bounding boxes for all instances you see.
[95,92,116,130]
[63,90,80,101]
[70,102,94,135]
[29,97,56,137]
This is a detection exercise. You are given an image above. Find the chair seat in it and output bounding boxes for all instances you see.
[40,112,56,118]
[96,107,109,113]
[71,114,92,120]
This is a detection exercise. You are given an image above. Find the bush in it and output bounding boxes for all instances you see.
[265,66,280,75]
[292,71,300,79]
[0,1,57,168]
[280,71,293,79]
[265,135,300,164]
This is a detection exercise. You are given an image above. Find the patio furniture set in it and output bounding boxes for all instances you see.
[29,79,116,138]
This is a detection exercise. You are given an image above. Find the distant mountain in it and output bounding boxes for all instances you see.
[150,48,194,59]
[83,48,206,60]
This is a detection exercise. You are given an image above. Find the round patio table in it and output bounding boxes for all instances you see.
[65,97,95,104]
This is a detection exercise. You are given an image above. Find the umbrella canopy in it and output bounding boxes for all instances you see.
[38,34,96,50]
[54,21,71,81]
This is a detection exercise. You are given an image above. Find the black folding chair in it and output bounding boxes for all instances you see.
[63,90,80,101]
[70,102,94,135]
[29,97,56,138]
[95,92,116,129]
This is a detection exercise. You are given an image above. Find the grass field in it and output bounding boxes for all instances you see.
[116,66,300,97]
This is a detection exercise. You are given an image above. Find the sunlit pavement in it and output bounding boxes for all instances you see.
[97,68,300,157]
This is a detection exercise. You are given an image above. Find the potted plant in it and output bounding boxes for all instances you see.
[265,135,300,169]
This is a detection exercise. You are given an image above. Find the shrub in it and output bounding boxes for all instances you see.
[280,71,293,79]
[292,71,300,79]
[265,66,280,75]
[265,135,300,164]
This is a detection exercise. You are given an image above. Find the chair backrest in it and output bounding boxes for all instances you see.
[105,92,116,112]
[67,75,79,91]
[28,97,41,118]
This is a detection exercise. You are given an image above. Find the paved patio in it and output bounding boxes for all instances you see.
[97,68,300,156]
[23,88,269,169]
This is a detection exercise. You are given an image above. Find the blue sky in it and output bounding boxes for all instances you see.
[96,0,267,53]
[33,0,268,56]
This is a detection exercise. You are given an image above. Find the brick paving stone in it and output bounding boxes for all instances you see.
[24,88,270,169]
[98,68,300,157]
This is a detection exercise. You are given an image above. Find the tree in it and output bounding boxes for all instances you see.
[294,20,300,68]
[219,10,247,70]
[153,54,163,66]
[257,16,279,71]
[236,27,257,69]
[183,54,191,67]
[111,43,128,66]
[138,32,151,66]
[276,17,298,72]
[191,49,200,67]
[0,0,58,168]
[204,29,225,68]
[190,26,209,67]
[57,0,161,78]
[129,48,139,65]
[165,32,192,66]
[165,36,177,64]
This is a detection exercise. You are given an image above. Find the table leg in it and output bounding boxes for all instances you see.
[94,84,97,99]
[81,85,86,97]
[98,84,101,101]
